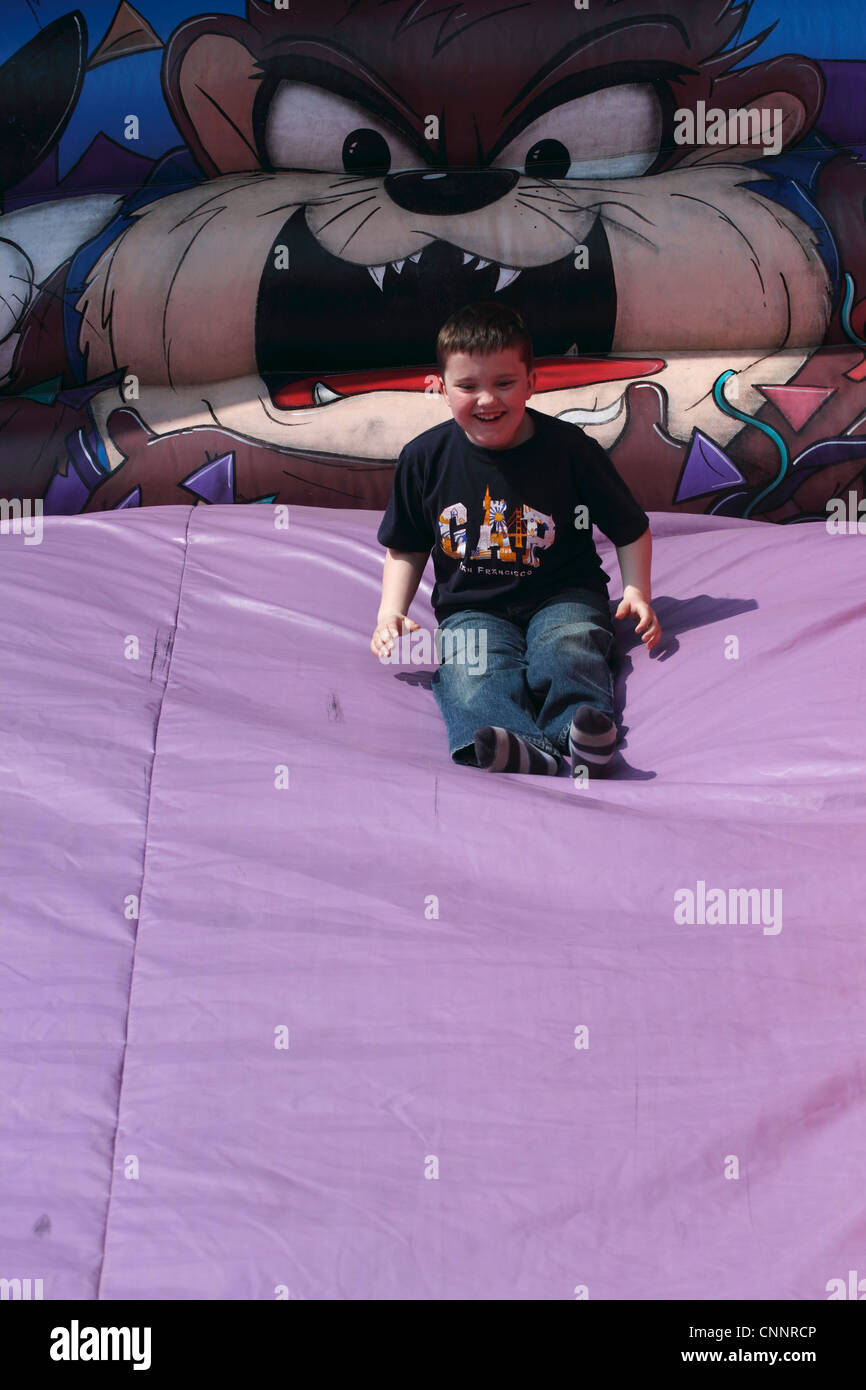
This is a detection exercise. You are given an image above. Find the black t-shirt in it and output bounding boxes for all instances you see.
[377,407,649,624]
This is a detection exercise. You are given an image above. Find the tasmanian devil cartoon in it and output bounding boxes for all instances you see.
[0,0,864,518]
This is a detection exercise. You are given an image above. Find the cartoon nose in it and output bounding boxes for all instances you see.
[384,168,521,216]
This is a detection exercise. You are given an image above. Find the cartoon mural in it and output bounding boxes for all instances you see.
[0,0,864,521]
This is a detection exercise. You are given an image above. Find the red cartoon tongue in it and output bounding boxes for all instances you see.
[271,356,664,409]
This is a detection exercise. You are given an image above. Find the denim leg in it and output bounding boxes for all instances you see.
[524,588,616,755]
[431,608,561,765]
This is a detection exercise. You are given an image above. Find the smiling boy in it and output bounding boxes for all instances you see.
[372,301,661,776]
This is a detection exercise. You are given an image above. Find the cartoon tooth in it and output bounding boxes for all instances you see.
[367,264,387,290]
[495,266,522,291]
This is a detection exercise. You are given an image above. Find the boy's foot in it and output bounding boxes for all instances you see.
[569,706,617,778]
[473,726,561,775]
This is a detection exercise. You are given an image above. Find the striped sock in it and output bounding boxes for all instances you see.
[569,705,617,777]
[473,726,561,775]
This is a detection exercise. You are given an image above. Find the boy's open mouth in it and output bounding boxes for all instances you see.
[256,212,664,409]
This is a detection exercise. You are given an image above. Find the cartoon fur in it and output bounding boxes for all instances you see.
[0,1,864,518]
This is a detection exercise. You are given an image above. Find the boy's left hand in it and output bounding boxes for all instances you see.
[615,589,661,650]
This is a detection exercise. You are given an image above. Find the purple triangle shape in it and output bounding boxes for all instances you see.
[675,431,745,503]
[42,458,92,515]
[55,368,127,409]
[181,453,235,504]
[113,487,141,509]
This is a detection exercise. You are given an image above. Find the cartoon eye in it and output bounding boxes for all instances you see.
[494,83,663,180]
[265,82,420,174]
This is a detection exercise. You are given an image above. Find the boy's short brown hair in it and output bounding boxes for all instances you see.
[436,301,534,378]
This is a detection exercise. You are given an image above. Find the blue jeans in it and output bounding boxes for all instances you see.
[431,587,616,767]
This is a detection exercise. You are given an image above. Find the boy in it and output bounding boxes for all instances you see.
[372,302,661,776]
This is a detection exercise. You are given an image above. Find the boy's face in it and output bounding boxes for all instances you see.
[439,347,537,450]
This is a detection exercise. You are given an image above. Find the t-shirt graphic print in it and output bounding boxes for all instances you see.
[439,486,553,576]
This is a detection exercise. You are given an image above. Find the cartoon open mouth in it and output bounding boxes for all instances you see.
[257,211,640,408]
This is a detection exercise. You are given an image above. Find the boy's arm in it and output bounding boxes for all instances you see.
[616,526,652,600]
[377,548,429,620]
[614,527,661,650]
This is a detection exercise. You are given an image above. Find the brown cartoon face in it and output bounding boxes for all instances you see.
[76,0,834,473]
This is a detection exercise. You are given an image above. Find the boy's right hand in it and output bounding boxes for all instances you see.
[371,613,420,657]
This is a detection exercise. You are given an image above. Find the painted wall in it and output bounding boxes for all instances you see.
[1,0,864,520]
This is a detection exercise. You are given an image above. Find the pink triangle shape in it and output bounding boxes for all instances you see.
[756,384,836,432]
